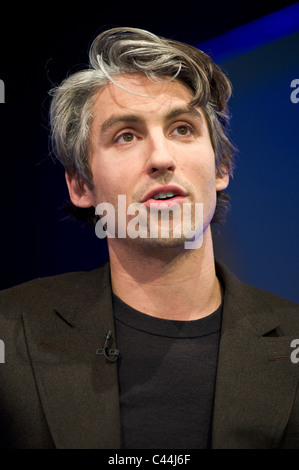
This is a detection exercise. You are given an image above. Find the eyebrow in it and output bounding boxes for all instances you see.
[101,114,145,134]
[100,105,203,135]
[164,106,203,123]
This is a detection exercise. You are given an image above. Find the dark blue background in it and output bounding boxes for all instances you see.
[212,31,299,303]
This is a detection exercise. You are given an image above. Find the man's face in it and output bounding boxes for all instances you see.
[67,74,229,248]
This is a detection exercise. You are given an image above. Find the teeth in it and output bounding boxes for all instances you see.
[153,192,176,200]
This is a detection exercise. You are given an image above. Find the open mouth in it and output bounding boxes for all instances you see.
[141,185,188,209]
[152,191,178,201]
[144,192,187,209]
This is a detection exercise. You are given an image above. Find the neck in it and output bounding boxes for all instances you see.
[107,227,222,321]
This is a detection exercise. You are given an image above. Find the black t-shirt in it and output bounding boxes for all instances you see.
[113,293,222,449]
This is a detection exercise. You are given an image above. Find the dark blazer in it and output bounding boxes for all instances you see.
[0,260,298,449]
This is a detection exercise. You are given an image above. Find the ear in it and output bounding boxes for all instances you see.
[65,172,95,208]
[215,165,229,192]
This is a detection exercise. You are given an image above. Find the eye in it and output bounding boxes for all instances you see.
[171,125,193,136]
[115,132,137,144]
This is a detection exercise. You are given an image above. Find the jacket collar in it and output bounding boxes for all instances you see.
[215,259,281,335]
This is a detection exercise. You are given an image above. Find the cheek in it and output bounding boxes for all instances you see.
[90,158,135,205]
[89,160,113,203]
[186,146,216,186]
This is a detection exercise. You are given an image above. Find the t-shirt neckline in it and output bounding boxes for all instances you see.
[112,292,222,339]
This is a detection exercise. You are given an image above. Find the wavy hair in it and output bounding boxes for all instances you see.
[49,27,236,225]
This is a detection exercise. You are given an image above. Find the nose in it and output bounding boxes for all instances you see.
[145,130,176,177]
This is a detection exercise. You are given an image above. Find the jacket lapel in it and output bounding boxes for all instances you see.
[22,263,121,449]
[212,261,299,448]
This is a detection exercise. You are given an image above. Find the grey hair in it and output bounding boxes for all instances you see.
[49,27,236,224]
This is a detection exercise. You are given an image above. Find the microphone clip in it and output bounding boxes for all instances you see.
[96,330,120,363]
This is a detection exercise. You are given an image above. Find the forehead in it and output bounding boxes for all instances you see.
[91,74,195,123]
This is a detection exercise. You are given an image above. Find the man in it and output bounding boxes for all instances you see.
[0,27,298,449]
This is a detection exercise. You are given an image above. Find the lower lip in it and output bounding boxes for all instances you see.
[143,196,187,209]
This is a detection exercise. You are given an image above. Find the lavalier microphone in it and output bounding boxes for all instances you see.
[96,330,120,362]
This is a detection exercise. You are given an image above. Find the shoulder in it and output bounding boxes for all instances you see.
[240,281,299,328]
[216,259,299,332]
[0,263,110,321]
